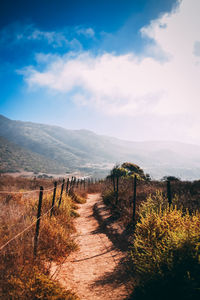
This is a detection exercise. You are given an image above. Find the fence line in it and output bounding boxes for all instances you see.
[0,183,63,195]
[0,181,66,252]
[105,175,177,221]
[0,177,97,254]
[0,204,56,252]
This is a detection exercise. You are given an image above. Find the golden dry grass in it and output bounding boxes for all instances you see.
[0,176,86,299]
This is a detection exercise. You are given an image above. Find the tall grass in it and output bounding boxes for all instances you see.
[0,176,84,299]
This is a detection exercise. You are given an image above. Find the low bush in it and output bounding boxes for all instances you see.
[2,265,79,300]
[102,190,116,206]
[130,194,200,300]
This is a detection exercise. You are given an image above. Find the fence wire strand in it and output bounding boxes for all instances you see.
[0,182,63,195]
[0,204,56,252]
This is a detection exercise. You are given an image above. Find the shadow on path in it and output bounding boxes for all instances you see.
[93,202,130,252]
[71,248,114,263]
[90,255,134,298]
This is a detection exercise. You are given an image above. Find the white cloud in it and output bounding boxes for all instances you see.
[0,23,83,50]
[22,0,200,119]
[27,29,69,47]
[76,27,95,38]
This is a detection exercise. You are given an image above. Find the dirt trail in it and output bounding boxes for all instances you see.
[51,194,131,300]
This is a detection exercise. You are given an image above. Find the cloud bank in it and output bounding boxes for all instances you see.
[22,0,200,119]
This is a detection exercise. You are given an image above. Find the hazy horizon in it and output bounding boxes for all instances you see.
[1,0,200,145]
[2,113,200,148]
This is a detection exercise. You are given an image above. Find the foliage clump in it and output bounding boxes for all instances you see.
[130,194,200,300]
[161,175,180,182]
[122,162,146,180]
[2,265,79,300]
[107,162,147,181]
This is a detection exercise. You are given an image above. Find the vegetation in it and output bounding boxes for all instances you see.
[1,161,200,299]
[102,173,200,226]
[129,194,200,300]
[0,176,86,299]
[102,162,200,299]
[0,136,67,174]
[161,175,181,181]
[121,162,147,179]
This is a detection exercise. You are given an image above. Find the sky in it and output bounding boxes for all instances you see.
[0,0,200,145]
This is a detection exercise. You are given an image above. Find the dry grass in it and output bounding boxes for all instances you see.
[0,176,86,299]
[102,177,200,227]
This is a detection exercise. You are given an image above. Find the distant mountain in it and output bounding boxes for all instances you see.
[0,136,67,174]
[0,114,200,180]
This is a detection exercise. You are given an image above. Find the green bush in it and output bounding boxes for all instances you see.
[102,190,116,205]
[130,194,200,300]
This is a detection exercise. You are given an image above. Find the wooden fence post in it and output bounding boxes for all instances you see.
[84,179,86,190]
[73,177,76,189]
[116,176,119,204]
[66,178,69,194]
[112,175,116,192]
[58,179,65,207]
[50,181,57,217]
[34,186,43,257]
[167,180,172,206]
[133,175,137,222]
[70,178,73,189]
[76,179,79,188]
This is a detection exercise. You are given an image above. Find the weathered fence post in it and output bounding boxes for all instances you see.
[70,178,73,189]
[133,175,137,222]
[73,177,76,189]
[84,179,86,190]
[34,186,43,257]
[167,180,172,206]
[58,179,65,207]
[116,175,119,204]
[66,178,69,194]
[50,181,57,217]
[76,179,79,188]
[112,175,116,192]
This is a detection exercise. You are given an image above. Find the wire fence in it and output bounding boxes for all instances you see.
[102,175,200,226]
[0,177,96,256]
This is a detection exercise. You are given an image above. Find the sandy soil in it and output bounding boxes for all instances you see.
[51,194,131,300]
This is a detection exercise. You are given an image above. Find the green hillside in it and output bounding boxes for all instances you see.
[0,136,67,174]
[1,115,200,179]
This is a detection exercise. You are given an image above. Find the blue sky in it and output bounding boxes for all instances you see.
[1,0,200,144]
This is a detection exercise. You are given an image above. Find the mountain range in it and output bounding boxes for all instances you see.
[0,114,200,180]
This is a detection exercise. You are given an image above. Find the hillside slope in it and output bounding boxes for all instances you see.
[0,136,67,174]
[0,115,200,179]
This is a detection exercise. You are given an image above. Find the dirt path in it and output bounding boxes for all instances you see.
[51,194,131,300]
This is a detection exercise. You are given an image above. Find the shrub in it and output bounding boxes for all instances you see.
[2,265,79,300]
[130,195,200,300]
[102,190,116,206]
